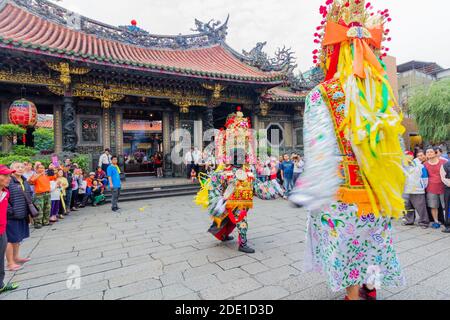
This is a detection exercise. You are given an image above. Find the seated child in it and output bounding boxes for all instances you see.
[91,180,105,206]
[191,168,197,183]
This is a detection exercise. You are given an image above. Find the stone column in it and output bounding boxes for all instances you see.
[162,111,171,156]
[115,109,123,156]
[284,121,293,149]
[1,101,11,152]
[293,105,305,151]
[203,105,214,131]
[62,96,77,152]
[195,112,203,150]
[173,112,183,177]
[162,111,172,176]
[251,112,259,131]
[53,104,63,153]
[102,107,111,150]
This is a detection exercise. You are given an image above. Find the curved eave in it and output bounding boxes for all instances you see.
[0,42,284,85]
[265,97,306,104]
[263,88,307,103]
[0,2,284,85]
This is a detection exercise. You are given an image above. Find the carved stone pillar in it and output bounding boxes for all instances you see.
[115,109,123,156]
[284,121,293,149]
[251,112,259,131]
[162,111,172,176]
[102,107,111,150]
[62,96,77,152]
[203,105,214,131]
[162,112,171,156]
[53,104,63,153]
[195,112,203,150]
[201,82,225,133]
[173,112,183,177]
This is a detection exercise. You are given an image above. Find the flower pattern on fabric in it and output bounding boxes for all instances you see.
[332,92,345,100]
[305,201,405,292]
[289,87,341,211]
[291,84,404,292]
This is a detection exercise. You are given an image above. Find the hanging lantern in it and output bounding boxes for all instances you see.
[9,99,38,128]
[9,99,38,144]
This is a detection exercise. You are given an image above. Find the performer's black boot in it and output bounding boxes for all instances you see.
[222,235,234,242]
[239,244,255,254]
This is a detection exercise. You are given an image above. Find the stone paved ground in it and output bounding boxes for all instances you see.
[1,195,450,300]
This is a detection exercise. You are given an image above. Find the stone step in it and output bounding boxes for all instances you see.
[105,190,198,203]
[105,184,199,195]
[101,183,199,203]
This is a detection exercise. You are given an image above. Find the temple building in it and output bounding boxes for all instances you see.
[0,0,306,176]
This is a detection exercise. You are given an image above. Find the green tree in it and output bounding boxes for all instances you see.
[0,124,26,143]
[0,155,31,166]
[33,127,54,151]
[409,79,450,143]
[12,145,38,157]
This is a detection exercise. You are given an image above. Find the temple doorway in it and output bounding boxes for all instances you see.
[122,109,163,175]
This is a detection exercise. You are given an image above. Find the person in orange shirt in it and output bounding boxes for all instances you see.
[28,164,55,228]
[80,172,95,207]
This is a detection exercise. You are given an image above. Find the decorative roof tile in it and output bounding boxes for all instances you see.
[264,86,307,103]
[0,1,284,84]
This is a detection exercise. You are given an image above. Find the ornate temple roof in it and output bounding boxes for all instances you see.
[263,86,307,103]
[0,0,285,84]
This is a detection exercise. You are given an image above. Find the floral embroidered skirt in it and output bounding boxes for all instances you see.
[305,201,405,292]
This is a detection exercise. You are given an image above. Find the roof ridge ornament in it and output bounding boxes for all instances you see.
[10,0,229,49]
[191,15,229,36]
[241,42,297,73]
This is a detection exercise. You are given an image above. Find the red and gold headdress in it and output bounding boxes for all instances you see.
[312,0,392,80]
[215,107,256,165]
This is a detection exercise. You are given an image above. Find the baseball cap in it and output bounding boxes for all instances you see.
[0,165,15,175]
[404,151,414,157]
[89,172,95,176]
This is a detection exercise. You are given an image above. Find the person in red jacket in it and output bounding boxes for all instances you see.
[0,164,19,295]
[424,147,447,229]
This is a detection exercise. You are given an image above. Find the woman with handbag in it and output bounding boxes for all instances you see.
[6,162,32,271]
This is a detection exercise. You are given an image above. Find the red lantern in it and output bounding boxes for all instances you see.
[9,99,38,128]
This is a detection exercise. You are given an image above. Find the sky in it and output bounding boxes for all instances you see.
[55,0,450,72]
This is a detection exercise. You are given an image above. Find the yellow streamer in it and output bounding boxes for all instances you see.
[335,42,406,219]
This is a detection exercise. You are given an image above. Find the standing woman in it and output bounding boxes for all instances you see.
[22,162,35,194]
[63,163,73,214]
[154,153,163,178]
[70,168,82,211]
[293,155,305,184]
[6,162,31,271]
[56,169,68,218]
[28,164,53,228]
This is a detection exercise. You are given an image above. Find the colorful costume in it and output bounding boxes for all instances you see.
[195,108,282,253]
[290,0,406,293]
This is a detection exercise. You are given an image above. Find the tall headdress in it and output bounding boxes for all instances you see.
[215,107,256,165]
[313,0,406,219]
[313,0,391,80]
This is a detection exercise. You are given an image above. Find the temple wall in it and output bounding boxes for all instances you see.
[259,106,304,156]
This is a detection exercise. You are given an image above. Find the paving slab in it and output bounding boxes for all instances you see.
[1,195,449,300]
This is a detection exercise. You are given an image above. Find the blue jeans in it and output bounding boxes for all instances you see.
[283,177,294,196]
